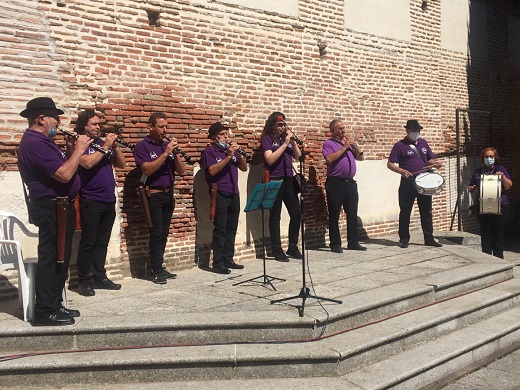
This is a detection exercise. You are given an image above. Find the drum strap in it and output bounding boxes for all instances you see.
[409,144,427,165]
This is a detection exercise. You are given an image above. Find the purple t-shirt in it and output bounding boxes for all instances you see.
[322,138,357,179]
[78,138,116,202]
[261,135,295,177]
[17,129,80,198]
[134,136,176,188]
[388,137,434,175]
[469,164,511,206]
[201,144,240,194]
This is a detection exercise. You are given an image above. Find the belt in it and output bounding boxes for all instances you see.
[270,176,291,181]
[327,177,354,182]
[148,186,172,194]
[31,196,75,203]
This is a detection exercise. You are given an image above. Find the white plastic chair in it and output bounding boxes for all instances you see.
[0,210,67,321]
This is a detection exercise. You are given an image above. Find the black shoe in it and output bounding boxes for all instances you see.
[286,247,302,259]
[32,311,75,326]
[399,241,409,248]
[425,239,443,247]
[152,272,167,284]
[347,243,367,251]
[213,264,231,274]
[274,251,289,262]
[58,306,80,318]
[224,261,244,269]
[331,246,343,254]
[162,269,177,279]
[78,283,95,297]
[92,278,122,290]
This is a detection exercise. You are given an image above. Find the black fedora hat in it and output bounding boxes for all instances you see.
[19,97,64,118]
[208,122,229,139]
[404,119,423,130]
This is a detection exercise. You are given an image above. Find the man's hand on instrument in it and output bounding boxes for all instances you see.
[104,133,118,149]
[227,141,239,156]
[75,135,93,153]
[165,138,178,155]
[468,185,478,193]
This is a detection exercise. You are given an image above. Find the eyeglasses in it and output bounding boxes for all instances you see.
[277,122,286,128]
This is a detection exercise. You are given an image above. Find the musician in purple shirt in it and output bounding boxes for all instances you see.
[468,147,513,258]
[261,111,302,262]
[72,110,126,297]
[17,97,92,326]
[201,122,248,274]
[387,120,443,248]
[322,119,366,253]
[133,112,184,284]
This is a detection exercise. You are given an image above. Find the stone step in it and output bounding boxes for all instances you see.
[0,262,513,353]
[0,276,518,387]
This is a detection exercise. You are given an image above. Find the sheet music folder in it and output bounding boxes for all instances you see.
[244,181,282,212]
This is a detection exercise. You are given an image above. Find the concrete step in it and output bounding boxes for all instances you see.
[343,306,520,389]
[0,259,513,354]
[0,276,518,387]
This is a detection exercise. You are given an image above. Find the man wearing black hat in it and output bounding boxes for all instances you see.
[387,120,443,248]
[17,97,92,325]
[201,122,247,274]
[133,112,184,284]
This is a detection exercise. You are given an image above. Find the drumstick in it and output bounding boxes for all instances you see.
[411,165,436,175]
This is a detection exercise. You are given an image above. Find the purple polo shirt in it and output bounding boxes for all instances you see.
[17,129,80,199]
[201,144,240,194]
[322,138,357,179]
[134,136,175,188]
[388,137,434,175]
[78,138,116,202]
[261,135,295,177]
[469,164,511,206]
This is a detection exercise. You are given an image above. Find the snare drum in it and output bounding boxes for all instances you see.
[479,174,502,215]
[414,172,445,196]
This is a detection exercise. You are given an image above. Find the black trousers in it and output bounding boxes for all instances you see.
[76,198,116,284]
[325,178,360,248]
[29,197,75,318]
[478,209,505,259]
[398,177,434,243]
[148,192,174,274]
[269,177,301,253]
[212,192,240,267]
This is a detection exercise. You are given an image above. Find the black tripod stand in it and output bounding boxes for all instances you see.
[270,147,342,316]
[233,181,285,290]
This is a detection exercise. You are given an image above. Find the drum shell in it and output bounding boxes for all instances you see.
[479,174,502,215]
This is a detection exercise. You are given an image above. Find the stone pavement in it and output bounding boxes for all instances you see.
[0,229,518,389]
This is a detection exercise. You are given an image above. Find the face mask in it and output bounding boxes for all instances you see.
[46,118,57,139]
[216,140,228,149]
[484,157,495,167]
[408,132,420,141]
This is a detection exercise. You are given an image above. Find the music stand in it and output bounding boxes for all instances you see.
[233,181,285,290]
[270,147,342,316]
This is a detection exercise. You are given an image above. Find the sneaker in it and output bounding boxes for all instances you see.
[162,269,177,279]
[331,246,343,254]
[152,272,167,284]
[425,239,442,247]
[274,251,289,262]
[347,243,367,251]
[92,278,122,290]
[286,247,302,259]
[78,283,95,296]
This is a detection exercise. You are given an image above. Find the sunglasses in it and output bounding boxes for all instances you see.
[277,122,286,128]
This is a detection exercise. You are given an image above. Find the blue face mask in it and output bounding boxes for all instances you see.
[216,140,228,149]
[484,157,495,167]
[48,126,57,139]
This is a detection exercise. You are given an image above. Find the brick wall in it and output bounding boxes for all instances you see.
[1,0,519,287]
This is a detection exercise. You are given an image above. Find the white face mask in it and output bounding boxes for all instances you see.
[408,132,420,141]
[484,157,495,167]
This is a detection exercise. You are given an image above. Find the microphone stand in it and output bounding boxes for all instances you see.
[270,145,342,317]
